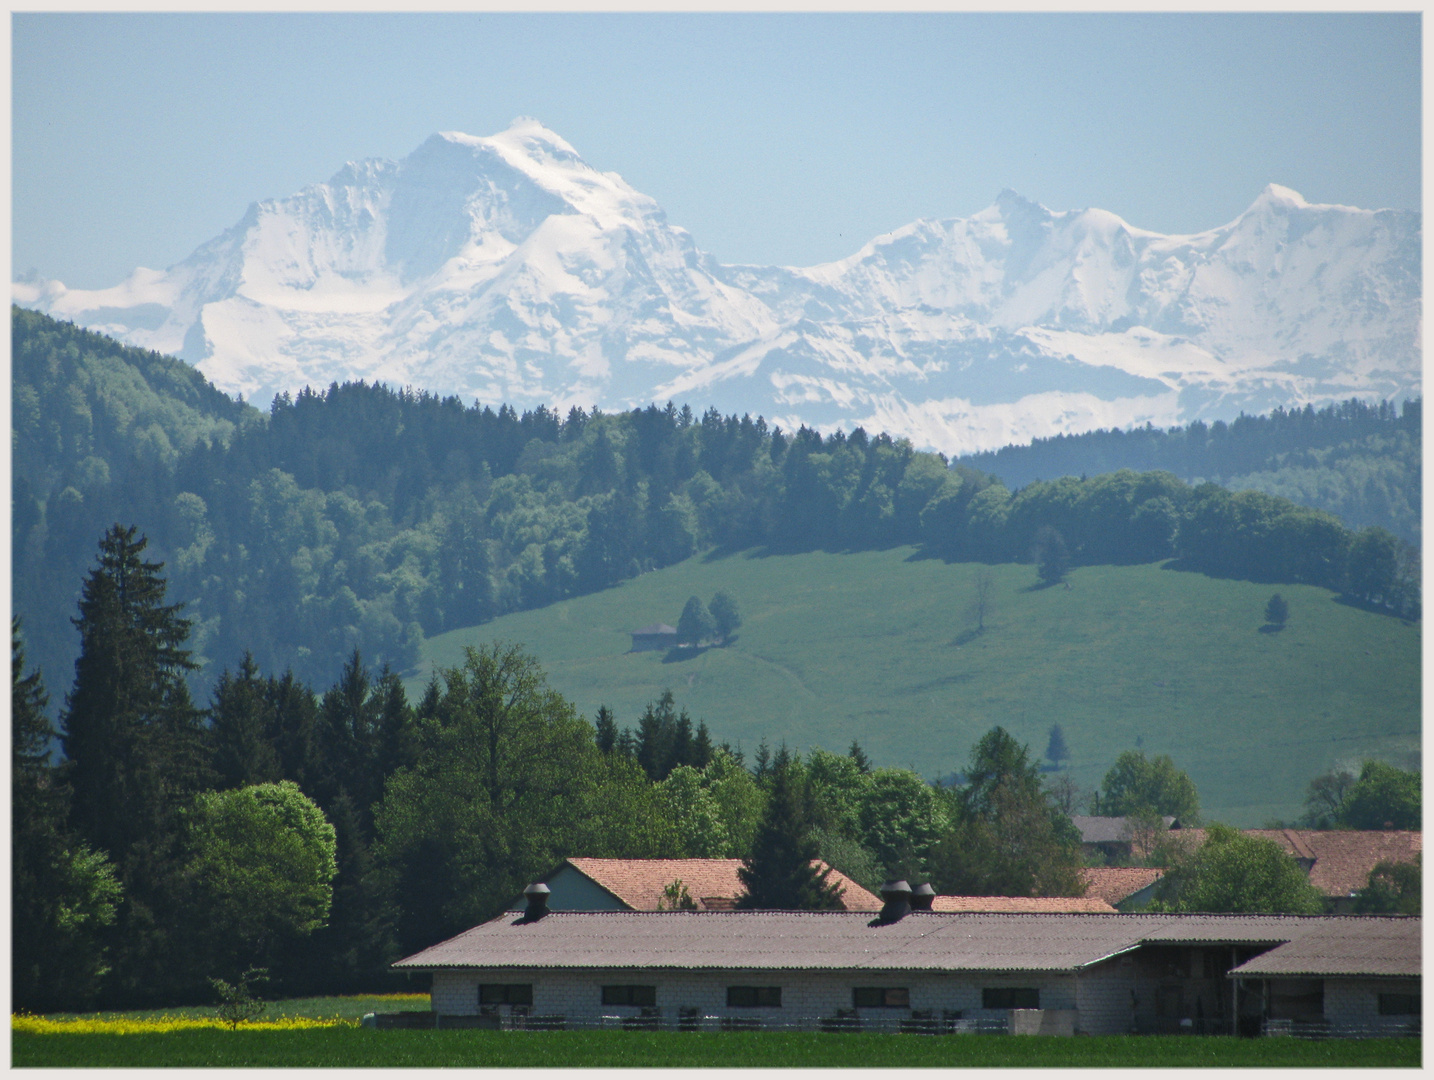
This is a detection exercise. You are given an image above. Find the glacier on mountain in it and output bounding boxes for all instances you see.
[13,119,1420,455]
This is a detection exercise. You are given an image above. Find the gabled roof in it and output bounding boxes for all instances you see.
[631,623,677,636]
[394,911,1418,979]
[1070,815,1177,844]
[1242,830,1422,899]
[1080,867,1165,906]
[931,895,1116,914]
[558,857,883,912]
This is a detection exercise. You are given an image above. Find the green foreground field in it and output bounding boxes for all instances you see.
[11,1028,1421,1068]
[413,549,1420,825]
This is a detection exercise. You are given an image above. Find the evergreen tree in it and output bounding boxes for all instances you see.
[752,739,772,782]
[594,705,618,754]
[59,526,211,1004]
[1045,724,1070,768]
[736,747,844,910]
[62,525,211,863]
[692,721,715,770]
[13,619,123,1011]
[847,739,872,773]
[636,690,678,781]
[208,653,282,789]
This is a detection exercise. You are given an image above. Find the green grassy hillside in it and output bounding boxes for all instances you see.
[412,549,1420,827]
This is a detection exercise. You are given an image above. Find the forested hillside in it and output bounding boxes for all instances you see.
[958,400,1421,543]
[13,308,1420,700]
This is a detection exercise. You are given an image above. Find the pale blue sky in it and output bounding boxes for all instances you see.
[12,12,1422,290]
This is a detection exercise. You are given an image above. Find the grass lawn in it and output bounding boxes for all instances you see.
[10,1028,1421,1068]
[412,549,1420,825]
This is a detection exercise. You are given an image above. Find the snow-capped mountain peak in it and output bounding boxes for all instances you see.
[12,123,1420,454]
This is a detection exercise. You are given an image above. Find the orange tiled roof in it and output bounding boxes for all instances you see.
[929,895,1118,913]
[563,857,883,912]
[1242,830,1422,899]
[1080,866,1165,906]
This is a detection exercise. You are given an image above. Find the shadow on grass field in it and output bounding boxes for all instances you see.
[11,1029,1421,1068]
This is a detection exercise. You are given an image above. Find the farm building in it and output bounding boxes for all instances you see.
[629,623,679,651]
[1071,815,1182,863]
[394,883,1419,1037]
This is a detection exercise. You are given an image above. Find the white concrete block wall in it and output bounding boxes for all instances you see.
[424,968,1082,1029]
[1324,978,1421,1036]
[1071,967,1139,1036]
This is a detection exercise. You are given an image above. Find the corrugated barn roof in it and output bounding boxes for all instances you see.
[394,911,1418,979]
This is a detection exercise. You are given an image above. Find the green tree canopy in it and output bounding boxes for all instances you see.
[1265,593,1289,626]
[182,781,338,978]
[1337,760,1420,830]
[375,642,616,953]
[676,596,715,646]
[709,590,742,643]
[1353,855,1420,915]
[857,767,950,884]
[1152,823,1324,914]
[1094,750,1201,822]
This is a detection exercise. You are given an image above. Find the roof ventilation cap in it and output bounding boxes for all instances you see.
[910,883,936,911]
[522,881,551,921]
[877,879,912,923]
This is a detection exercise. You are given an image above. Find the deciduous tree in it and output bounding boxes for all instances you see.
[182,781,337,979]
[1151,824,1324,913]
[1094,750,1200,822]
[1337,760,1420,830]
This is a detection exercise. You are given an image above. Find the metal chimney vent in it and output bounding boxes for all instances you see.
[910,883,936,911]
[877,879,912,923]
[522,882,551,920]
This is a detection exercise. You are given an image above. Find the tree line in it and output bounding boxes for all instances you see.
[14,525,1421,1013]
[958,397,1421,544]
[14,309,1419,704]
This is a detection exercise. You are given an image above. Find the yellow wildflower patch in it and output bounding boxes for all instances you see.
[13,1014,357,1035]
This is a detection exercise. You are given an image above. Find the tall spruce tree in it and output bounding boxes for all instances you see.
[59,526,211,1004]
[62,526,211,863]
[736,746,844,910]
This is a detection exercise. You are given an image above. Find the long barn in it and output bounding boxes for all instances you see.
[392,886,1419,1037]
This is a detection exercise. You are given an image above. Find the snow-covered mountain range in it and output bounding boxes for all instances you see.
[14,118,1420,454]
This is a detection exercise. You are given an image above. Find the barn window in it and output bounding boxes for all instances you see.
[602,985,658,1007]
[479,983,533,1006]
[982,988,1039,1009]
[727,986,782,1007]
[1380,993,1421,1016]
[853,987,910,1008]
